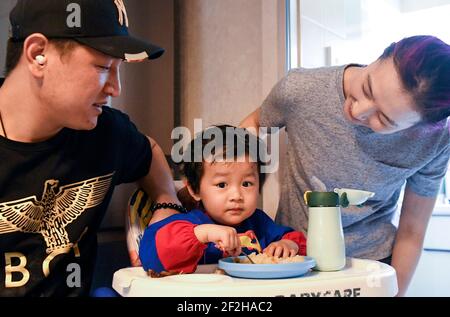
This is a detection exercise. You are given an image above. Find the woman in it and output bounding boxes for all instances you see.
[240,35,450,296]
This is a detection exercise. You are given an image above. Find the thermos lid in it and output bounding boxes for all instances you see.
[305,192,340,207]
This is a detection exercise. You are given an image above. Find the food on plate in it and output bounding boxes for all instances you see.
[234,253,305,264]
[214,268,226,275]
[147,269,182,278]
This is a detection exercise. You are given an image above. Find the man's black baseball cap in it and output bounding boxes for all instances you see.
[10,0,164,62]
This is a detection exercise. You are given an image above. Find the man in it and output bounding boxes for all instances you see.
[0,0,183,296]
[241,35,450,296]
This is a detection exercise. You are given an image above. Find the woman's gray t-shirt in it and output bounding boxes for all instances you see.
[260,65,450,260]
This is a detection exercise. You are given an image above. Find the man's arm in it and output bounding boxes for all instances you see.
[137,137,181,224]
[391,188,437,296]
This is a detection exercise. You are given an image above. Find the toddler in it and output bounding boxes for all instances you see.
[139,125,306,275]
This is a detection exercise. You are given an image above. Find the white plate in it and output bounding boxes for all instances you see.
[218,256,316,279]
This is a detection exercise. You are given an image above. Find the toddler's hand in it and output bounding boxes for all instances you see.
[264,239,298,258]
[194,224,242,257]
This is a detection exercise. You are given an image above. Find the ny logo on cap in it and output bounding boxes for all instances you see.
[114,0,129,27]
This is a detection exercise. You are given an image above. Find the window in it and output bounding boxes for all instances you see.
[289,0,450,68]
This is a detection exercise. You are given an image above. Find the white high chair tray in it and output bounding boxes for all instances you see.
[112,258,398,297]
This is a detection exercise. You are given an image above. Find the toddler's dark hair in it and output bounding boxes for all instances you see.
[181,125,266,194]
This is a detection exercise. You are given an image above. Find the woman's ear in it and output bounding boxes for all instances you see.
[186,183,201,202]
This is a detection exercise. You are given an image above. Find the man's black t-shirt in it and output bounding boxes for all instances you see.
[0,106,152,296]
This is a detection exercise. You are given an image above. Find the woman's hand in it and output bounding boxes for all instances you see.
[194,224,242,257]
[264,239,298,258]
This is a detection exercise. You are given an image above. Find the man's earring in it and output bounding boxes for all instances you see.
[35,55,46,65]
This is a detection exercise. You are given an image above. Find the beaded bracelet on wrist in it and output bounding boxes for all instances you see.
[149,202,188,214]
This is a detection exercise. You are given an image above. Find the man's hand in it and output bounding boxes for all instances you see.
[194,224,242,257]
[264,239,298,258]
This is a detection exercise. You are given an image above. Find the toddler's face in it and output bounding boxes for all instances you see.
[194,158,259,226]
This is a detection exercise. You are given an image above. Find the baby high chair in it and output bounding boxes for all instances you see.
[119,186,398,297]
[125,181,186,267]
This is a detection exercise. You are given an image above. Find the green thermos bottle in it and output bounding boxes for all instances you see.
[304,188,374,271]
